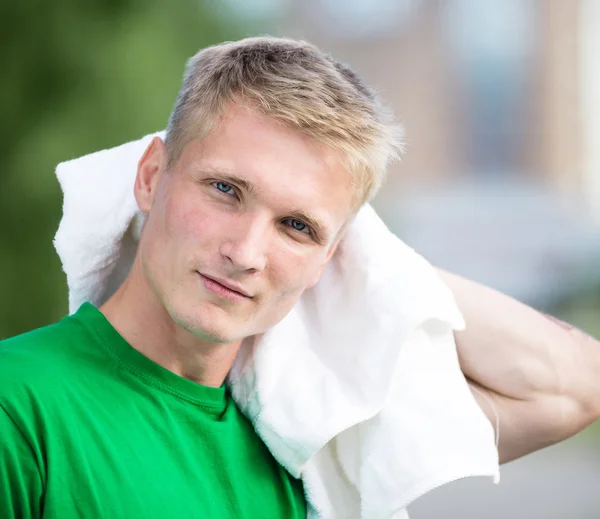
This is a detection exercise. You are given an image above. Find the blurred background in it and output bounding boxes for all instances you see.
[2,0,599,517]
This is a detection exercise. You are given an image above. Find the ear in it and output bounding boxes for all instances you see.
[307,241,340,288]
[134,136,167,213]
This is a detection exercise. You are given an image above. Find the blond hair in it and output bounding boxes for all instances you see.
[165,36,403,208]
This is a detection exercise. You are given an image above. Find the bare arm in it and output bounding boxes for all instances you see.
[437,268,600,464]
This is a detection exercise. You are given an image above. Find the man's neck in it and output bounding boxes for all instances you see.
[99,259,241,388]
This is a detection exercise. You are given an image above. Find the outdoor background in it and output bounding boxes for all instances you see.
[2,0,599,517]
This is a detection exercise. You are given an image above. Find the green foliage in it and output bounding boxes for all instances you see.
[1,0,245,338]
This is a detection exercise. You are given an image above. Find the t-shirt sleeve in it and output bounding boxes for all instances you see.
[0,404,43,519]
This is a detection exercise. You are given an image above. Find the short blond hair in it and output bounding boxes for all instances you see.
[165,36,403,208]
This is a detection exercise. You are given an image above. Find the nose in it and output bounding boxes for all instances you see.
[219,212,270,272]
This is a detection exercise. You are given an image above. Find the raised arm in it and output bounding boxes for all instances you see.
[437,268,600,464]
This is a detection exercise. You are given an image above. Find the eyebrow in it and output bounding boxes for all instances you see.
[197,167,261,197]
[195,165,332,245]
[287,211,330,245]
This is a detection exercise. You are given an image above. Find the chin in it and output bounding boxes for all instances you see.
[169,301,246,344]
[191,323,240,344]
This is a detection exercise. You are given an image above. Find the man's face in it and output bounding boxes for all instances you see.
[135,104,356,343]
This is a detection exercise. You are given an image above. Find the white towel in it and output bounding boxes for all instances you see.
[54,132,499,519]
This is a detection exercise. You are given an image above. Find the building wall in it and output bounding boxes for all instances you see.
[530,0,582,196]
[281,0,462,201]
[580,0,600,223]
[279,0,587,206]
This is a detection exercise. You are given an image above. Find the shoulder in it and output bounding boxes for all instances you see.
[0,318,89,486]
[1,314,85,371]
[0,312,95,404]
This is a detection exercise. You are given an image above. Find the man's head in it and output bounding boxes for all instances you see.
[166,36,403,210]
[133,36,403,344]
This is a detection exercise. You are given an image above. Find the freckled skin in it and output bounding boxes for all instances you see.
[135,104,356,345]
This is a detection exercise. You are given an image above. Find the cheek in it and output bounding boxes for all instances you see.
[142,191,216,286]
[251,251,325,332]
[268,248,326,298]
[164,192,218,246]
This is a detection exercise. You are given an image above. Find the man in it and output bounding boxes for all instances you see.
[0,36,598,518]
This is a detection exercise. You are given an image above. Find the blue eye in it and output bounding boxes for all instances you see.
[284,219,310,234]
[214,182,236,196]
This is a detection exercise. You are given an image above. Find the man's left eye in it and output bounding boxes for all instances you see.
[214,182,236,196]
[284,219,310,234]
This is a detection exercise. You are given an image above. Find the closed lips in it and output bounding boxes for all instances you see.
[199,273,252,298]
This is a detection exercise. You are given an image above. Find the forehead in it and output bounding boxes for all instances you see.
[178,104,356,239]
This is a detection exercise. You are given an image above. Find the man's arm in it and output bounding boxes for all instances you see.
[437,268,600,464]
[0,404,43,518]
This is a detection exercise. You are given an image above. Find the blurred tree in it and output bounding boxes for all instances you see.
[0,0,244,338]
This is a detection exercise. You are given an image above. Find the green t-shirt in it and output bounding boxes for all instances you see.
[0,303,306,518]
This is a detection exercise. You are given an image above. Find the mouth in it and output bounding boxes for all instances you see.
[197,273,253,301]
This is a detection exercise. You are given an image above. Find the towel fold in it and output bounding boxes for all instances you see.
[54,132,499,519]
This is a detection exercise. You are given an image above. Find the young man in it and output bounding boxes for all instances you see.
[1,37,598,518]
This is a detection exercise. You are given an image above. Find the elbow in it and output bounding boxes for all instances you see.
[566,329,600,427]
[545,375,600,442]
[540,327,600,437]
